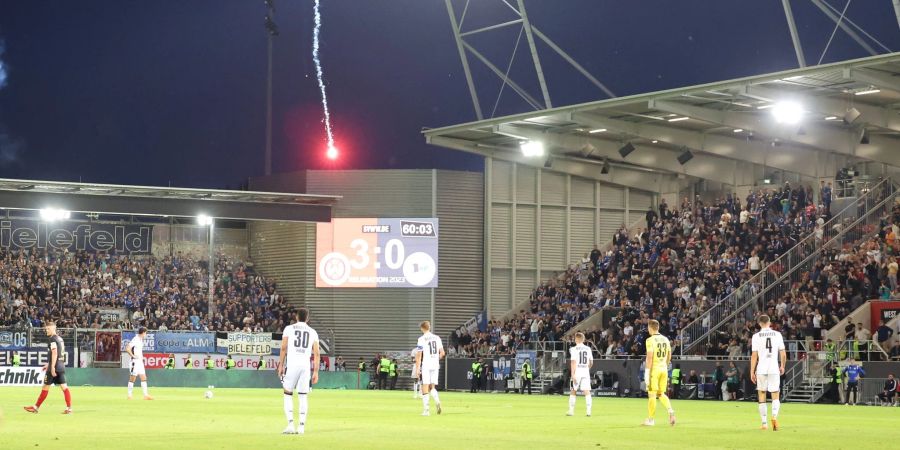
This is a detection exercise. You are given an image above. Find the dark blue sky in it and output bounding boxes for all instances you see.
[0,1,898,188]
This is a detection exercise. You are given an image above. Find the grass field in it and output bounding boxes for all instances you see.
[0,387,897,449]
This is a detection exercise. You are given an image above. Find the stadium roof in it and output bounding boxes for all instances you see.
[0,178,340,222]
[425,52,900,191]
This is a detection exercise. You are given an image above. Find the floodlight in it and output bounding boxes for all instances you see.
[771,101,803,125]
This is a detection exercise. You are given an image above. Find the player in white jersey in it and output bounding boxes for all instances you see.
[125,327,153,400]
[278,308,320,435]
[410,347,422,399]
[414,320,445,416]
[750,315,786,431]
[567,332,593,417]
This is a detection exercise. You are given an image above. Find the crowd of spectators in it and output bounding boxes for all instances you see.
[706,201,900,358]
[451,181,838,358]
[0,249,299,333]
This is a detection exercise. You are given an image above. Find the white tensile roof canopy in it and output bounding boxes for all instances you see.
[425,53,900,192]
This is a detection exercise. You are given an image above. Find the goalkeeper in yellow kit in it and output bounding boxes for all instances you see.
[643,319,675,426]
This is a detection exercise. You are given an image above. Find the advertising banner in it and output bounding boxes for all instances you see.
[871,301,900,328]
[175,353,282,370]
[315,218,439,288]
[121,352,173,370]
[0,367,46,386]
[121,331,216,353]
[95,331,122,362]
[0,328,29,350]
[0,219,152,254]
[216,332,274,355]
[0,346,76,367]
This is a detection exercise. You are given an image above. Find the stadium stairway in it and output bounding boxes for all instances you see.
[680,178,899,355]
[784,378,829,404]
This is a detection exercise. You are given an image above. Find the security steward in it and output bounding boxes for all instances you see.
[12,351,21,367]
[379,354,391,390]
[389,358,399,390]
[521,359,533,394]
[470,359,482,393]
[226,354,236,371]
[205,354,215,370]
[164,356,176,369]
[671,364,682,399]
[257,355,266,370]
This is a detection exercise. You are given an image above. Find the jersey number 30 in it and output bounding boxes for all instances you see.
[294,331,310,349]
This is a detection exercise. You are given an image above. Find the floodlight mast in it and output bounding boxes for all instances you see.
[443,0,900,119]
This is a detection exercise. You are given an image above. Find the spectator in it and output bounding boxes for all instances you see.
[877,320,894,352]
[877,374,897,406]
[687,370,700,384]
[725,362,740,401]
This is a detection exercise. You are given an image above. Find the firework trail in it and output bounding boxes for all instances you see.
[312,0,335,154]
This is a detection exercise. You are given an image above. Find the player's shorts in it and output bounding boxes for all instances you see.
[755,373,780,393]
[571,376,592,392]
[130,360,146,376]
[648,370,668,393]
[421,368,439,386]
[43,368,66,386]
[846,381,859,391]
[282,366,311,394]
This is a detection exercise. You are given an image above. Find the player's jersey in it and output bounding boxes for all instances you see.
[48,334,66,371]
[128,335,144,360]
[843,364,865,383]
[751,327,785,374]
[417,332,443,371]
[569,344,593,379]
[282,322,319,371]
[645,334,671,372]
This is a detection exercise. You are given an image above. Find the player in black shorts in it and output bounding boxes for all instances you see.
[24,321,73,414]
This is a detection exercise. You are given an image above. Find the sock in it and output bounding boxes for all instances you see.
[283,394,293,425]
[127,382,134,396]
[141,381,148,397]
[585,393,592,413]
[659,393,673,413]
[63,389,72,408]
[298,394,308,427]
[772,400,780,419]
[430,388,440,404]
[758,403,768,424]
[422,393,430,411]
[35,390,48,408]
[648,394,657,418]
[413,382,419,396]
[568,394,576,411]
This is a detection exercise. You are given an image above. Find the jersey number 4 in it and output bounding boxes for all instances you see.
[294,330,310,349]
[765,337,772,353]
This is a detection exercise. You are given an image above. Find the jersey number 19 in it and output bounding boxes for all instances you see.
[428,341,437,355]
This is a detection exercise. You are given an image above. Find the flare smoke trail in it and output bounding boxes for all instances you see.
[312,0,335,151]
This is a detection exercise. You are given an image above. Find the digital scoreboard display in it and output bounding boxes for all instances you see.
[315,218,439,288]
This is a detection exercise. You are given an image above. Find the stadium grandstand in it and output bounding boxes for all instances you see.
[5,3,900,448]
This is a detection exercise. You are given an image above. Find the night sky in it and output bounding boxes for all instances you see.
[0,1,898,189]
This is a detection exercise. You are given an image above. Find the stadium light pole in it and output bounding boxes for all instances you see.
[199,214,216,314]
[264,1,277,176]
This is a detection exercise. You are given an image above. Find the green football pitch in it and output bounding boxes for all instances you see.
[0,387,897,449]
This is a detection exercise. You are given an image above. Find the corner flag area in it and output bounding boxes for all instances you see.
[1,388,895,449]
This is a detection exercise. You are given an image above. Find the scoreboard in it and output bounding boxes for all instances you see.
[315,218,439,288]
